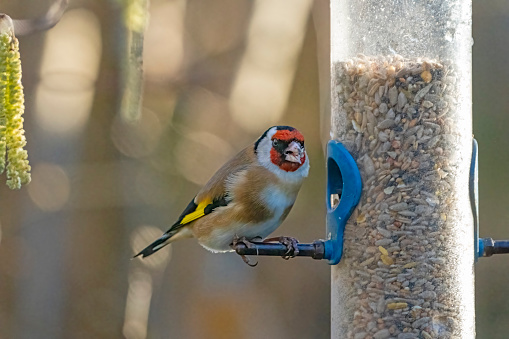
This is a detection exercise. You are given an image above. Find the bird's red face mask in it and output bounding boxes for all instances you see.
[270,130,306,172]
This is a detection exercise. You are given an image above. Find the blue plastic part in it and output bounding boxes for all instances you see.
[478,238,484,259]
[470,139,480,260]
[324,140,363,265]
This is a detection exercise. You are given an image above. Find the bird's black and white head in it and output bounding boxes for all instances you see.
[254,126,309,180]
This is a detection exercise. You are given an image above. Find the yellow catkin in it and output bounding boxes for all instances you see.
[0,25,31,189]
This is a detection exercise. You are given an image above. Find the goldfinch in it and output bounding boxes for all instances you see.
[134,126,309,264]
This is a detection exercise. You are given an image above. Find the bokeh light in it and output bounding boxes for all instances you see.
[143,0,185,82]
[34,9,101,136]
[27,163,70,212]
[229,0,313,132]
[174,130,234,185]
[111,108,165,158]
[122,269,152,339]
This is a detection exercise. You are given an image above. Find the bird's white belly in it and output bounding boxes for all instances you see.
[200,186,295,252]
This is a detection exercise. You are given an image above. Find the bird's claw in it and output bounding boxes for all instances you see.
[240,254,258,267]
[264,236,300,259]
[231,235,258,267]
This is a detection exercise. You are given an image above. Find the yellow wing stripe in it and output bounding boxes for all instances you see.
[180,197,212,225]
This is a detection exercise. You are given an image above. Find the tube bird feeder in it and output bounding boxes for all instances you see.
[330,1,474,338]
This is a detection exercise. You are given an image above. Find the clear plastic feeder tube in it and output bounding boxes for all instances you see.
[330,1,474,338]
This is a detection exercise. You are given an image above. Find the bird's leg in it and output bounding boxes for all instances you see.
[231,235,258,267]
[263,236,300,259]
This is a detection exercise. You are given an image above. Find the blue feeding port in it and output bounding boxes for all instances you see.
[323,140,362,265]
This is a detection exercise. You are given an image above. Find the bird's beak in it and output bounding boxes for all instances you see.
[284,141,303,163]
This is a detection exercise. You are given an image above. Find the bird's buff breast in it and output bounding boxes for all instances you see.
[194,185,297,252]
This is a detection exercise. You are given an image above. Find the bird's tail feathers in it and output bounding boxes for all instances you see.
[133,231,176,259]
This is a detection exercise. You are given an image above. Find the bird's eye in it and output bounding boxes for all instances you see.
[272,139,278,147]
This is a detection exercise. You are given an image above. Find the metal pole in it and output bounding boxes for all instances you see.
[330,1,475,338]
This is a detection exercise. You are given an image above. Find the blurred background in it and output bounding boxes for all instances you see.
[0,0,507,338]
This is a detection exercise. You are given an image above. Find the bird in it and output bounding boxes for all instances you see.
[134,125,310,266]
